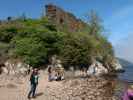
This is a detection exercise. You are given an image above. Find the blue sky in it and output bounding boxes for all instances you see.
[0,0,133,61]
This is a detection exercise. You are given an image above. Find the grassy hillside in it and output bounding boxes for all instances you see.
[0,15,114,69]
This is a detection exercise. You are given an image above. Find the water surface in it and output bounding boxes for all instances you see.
[118,65,133,82]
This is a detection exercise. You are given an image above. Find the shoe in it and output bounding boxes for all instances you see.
[32,96,36,99]
[27,96,31,99]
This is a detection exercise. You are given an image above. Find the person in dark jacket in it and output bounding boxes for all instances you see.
[28,68,39,99]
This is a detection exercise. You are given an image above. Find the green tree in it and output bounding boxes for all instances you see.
[86,11,103,36]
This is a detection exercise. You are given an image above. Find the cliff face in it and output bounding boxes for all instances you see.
[45,4,87,32]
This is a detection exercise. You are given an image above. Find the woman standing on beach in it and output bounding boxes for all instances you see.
[28,68,39,99]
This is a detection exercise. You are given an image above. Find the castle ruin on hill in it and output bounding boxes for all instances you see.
[45,4,87,32]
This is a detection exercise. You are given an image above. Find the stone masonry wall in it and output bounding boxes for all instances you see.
[45,4,86,32]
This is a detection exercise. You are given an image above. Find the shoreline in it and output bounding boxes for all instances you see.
[0,70,130,100]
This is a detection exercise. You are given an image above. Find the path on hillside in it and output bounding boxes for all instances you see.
[0,71,62,100]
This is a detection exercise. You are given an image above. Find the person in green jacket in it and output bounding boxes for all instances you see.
[28,68,39,99]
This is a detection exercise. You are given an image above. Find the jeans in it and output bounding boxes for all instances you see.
[28,84,37,98]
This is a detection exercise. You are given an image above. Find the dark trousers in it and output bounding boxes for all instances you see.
[28,84,37,98]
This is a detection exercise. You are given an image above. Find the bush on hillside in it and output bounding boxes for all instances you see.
[0,16,114,69]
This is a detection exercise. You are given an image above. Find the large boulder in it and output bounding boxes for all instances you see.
[1,67,8,74]
[48,55,65,80]
[87,61,108,76]
[3,59,30,75]
[111,60,124,72]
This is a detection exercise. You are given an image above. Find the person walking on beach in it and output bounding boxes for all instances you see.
[28,68,39,99]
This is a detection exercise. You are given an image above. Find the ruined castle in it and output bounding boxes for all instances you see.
[45,4,87,32]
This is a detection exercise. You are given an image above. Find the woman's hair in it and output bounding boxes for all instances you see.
[128,84,133,90]
[32,68,38,74]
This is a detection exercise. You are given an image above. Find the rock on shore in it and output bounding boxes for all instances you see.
[43,77,118,100]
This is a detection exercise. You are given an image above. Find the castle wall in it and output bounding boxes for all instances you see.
[45,4,86,32]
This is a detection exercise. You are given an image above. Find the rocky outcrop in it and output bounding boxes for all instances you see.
[48,55,123,77]
[87,61,108,76]
[111,60,124,72]
[48,55,65,80]
[1,59,31,76]
[48,55,64,69]
[86,59,123,76]
[43,77,118,100]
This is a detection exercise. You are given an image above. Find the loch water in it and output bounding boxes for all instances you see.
[118,65,133,82]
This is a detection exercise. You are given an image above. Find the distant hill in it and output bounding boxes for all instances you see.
[118,58,133,67]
